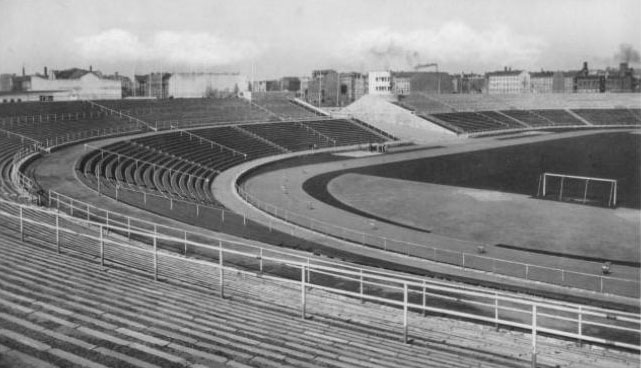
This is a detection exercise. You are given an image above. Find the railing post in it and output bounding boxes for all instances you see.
[577,306,583,346]
[403,282,408,343]
[259,248,263,274]
[153,225,158,281]
[19,207,24,241]
[531,304,537,368]
[183,231,188,255]
[86,204,90,221]
[55,211,60,254]
[422,280,427,317]
[99,225,104,267]
[359,269,364,303]
[494,293,500,330]
[219,240,224,298]
[301,264,306,319]
[600,276,604,293]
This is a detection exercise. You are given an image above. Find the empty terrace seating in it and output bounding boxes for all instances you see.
[3,117,142,144]
[400,93,641,113]
[81,140,219,205]
[500,109,558,127]
[0,204,637,368]
[0,101,91,119]
[430,112,513,133]
[572,109,641,126]
[80,125,288,206]
[529,109,587,126]
[134,132,246,172]
[240,122,333,151]
[0,136,27,200]
[253,99,321,120]
[100,98,274,128]
[302,119,389,145]
[476,111,526,129]
[191,125,284,158]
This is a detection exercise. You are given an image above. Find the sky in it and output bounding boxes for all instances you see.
[1,0,640,79]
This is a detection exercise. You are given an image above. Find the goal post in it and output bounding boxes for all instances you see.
[537,172,617,208]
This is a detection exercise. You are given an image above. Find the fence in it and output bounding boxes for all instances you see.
[0,195,638,367]
[235,184,641,298]
[43,125,143,149]
[76,139,640,298]
[0,110,111,126]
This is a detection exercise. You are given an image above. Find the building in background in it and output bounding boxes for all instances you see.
[530,71,554,93]
[0,66,122,102]
[0,74,13,92]
[104,72,133,98]
[605,63,638,92]
[452,73,486,94]
[392,75,411,96]
[392,71,453,95]
[251,80,267,93]
[166,73,247,98]
[574,62,605,93]
[338,72,367,106]
[486,68,530,94]
[551,71,571,93]
[308,69,340,106]
[299,76,310,100]
[279,77,301,93]
[368,71,392,95]
[134,73,170,98]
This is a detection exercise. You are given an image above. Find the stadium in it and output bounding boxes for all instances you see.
[0,88,639,368]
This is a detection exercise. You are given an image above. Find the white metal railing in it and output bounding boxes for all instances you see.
[43,125,143,149]
[296,121,337,146]
[85,100,157,132]
[1,195,638,362]
[0,110,110,126]
[152,117,269,130]
[235,184,640,299]
[83,174,218,214]
[83,143,216,182]
[42,189,638,317]
[178,129,248,159]
[76,138,640,299]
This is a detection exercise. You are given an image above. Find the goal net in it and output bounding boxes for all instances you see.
[537,172,617,208]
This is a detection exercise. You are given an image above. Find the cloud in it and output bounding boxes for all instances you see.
[74,29,263,66]
[337,22,545,70]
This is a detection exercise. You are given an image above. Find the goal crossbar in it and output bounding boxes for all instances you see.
[539,172,618,208]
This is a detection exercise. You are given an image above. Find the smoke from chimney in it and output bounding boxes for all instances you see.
[615,44,641,64]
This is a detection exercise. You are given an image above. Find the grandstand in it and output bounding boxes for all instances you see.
[393,93,641,134]
[0,95,639,368]
[251,92,324,120]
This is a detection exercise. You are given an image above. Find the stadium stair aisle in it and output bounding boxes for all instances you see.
[0,218,638,367]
